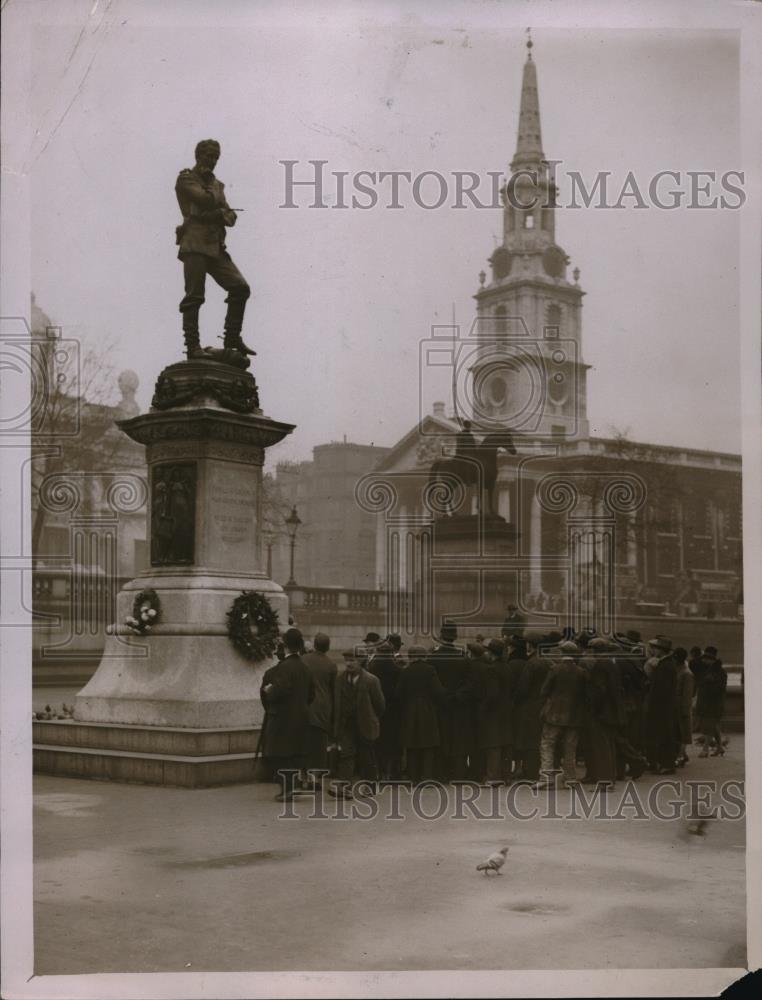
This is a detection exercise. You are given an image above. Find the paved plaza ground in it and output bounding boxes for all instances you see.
[33,744,746,976]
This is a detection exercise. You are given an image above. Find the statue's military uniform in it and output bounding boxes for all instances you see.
[175,165,250,353]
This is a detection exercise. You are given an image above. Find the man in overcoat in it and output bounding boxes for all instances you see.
[301,632,337,784]
[260,627,314,801]
[429,624,472,781]
[473,638,516,784]
[536,640,586,788]
[582,637,626,785]
[615,630,649,757]
[396,646,446,782]
[501,603,527,639]
[331,655,386,797]
[644,635,680,773]
[695,645,727,757]
[514,630,552,781]
[367,639,403,780]
[673,646,694,766]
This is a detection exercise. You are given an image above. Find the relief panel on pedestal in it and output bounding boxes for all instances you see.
[151,462,197,566]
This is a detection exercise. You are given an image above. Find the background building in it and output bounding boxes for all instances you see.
[271,440,390,589]
[369,40,742,631]
[30,295,148,681]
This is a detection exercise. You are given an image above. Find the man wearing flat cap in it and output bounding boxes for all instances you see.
[536,641,586,788]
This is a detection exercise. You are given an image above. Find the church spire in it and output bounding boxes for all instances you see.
[511,30,544,172]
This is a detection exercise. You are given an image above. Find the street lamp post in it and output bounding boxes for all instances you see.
[284,506,301,587]
[262,527,274,579]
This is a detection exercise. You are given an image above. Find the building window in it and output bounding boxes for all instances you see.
[524,214,534,229]
[683,497,716,570]
[718,494,742,572]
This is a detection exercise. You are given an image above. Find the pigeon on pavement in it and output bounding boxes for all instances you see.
[476,846,509,875]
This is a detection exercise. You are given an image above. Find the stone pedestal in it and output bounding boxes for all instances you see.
[33,357,296,785]
[431,513,519,627]
[75,366,294,729]
[75,397,294,730]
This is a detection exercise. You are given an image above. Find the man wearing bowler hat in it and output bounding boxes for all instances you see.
[429,623,472,781]
[260,627,314,801]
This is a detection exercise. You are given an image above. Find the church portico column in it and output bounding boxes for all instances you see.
[529,487,543,595]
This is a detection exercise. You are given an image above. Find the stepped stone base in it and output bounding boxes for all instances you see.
[33,719,268,788]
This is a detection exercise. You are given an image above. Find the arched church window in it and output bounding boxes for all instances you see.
[495,305,508,334]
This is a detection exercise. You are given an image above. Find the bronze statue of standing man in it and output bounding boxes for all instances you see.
[175,139,255,359]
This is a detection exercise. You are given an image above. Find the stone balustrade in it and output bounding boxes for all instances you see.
[286,585,386,613]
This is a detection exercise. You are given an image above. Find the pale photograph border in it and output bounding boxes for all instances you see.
[1,1,760,998]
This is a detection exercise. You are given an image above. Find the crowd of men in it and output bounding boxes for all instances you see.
[259,611,730,802]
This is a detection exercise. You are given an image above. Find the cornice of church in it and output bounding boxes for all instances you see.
[474,277,585,301]
[550,435,741,470]
[589,435,741,465]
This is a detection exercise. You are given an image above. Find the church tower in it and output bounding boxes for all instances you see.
[471,35,589,441]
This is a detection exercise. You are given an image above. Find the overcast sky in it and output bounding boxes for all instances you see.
[27,1,742,466]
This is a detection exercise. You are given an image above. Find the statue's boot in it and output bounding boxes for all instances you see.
[183,326,207,361]
[223,329,256,356]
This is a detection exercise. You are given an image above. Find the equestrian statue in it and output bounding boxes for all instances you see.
[427,418,518,518]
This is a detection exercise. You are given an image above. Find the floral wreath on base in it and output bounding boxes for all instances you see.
[227,590,280,662]
[125,589,161,634]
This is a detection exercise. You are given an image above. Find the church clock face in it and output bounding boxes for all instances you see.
[542,246,565,279]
